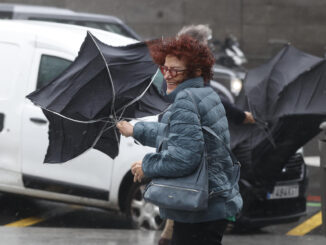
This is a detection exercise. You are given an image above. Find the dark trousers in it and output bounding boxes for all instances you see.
[171,219,228,245]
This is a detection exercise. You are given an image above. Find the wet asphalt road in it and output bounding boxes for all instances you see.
[0,165,325,244]
[0,227,325,245]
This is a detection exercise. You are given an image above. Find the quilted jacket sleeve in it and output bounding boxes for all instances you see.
[141,90,205,178]
[133,121,160,148]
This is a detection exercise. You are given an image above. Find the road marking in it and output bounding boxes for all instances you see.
[5,217,44,227]
[307,195,321,202]
[307,202,321,207]
[287,211,322,236]
[3,204,82,227]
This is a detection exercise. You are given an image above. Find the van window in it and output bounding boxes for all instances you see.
[0,42,20,99]
[37,55,71,89]
[78,21,134,39]
[0,11,12,19]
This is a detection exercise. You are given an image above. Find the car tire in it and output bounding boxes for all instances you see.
[125,181,164,230]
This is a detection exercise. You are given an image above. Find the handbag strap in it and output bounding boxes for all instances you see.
[185,89,240,166]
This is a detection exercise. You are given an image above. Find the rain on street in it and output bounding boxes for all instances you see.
[0,164,324,244]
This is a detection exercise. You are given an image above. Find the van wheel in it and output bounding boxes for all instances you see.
[125,182,164,230]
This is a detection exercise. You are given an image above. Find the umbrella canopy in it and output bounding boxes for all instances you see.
[245,45,324,122]
[230,45,326,186]
[27,32,170,163]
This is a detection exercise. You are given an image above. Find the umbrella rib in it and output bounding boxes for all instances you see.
[40,107,117,124]
[42,107,116,158]
[88,31,120,151]
[248,46,289,121]
[265,47,289,112]
[88,32,118,123]
[91,121,112,149]
[116,68,160,121]
[304,73,322,110]
[257,123,276,148]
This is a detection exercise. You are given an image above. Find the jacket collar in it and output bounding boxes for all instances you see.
[166,77,204,102]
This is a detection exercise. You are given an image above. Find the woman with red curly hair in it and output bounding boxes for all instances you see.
[117,36,243,245]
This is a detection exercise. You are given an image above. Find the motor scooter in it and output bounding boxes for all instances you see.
[210,34,247,70]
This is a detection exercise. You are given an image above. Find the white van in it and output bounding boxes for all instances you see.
[0,20,161,230]
[0,3,141,40]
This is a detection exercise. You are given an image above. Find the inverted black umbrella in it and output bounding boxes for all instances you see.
[245,45,324,122]
[27,32,170,163]
[230,45,326,186]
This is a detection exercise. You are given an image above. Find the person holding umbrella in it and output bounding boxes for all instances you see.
[155,24,254,245]
[117,35,242,245]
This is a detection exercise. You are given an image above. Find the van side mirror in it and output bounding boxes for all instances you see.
[0,113,4,132]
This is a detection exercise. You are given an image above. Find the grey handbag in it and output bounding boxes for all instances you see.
[143,89,240,211]
[143,151,209,211]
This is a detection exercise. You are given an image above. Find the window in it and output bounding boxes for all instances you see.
[0,11,13,19]
[37,55,72,89]
[83,22,135,39]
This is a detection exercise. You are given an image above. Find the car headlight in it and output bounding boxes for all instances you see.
[230,78,242,96]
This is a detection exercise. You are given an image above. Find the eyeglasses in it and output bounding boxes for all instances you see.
[159,65,187,78]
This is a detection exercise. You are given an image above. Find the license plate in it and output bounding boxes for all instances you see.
[267,184,299,199]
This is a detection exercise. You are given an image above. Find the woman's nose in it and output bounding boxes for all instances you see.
[163,71,171,80]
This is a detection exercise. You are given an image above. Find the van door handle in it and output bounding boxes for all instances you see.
[0,113,4,132]
[30,118,47,124]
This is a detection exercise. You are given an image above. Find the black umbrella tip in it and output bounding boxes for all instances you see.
[86,30,93,37]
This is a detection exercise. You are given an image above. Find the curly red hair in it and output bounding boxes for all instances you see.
[147,35,215,83]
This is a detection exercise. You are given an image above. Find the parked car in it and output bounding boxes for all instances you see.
[234,152,307,231]
[0,20,162,230]
[0,20,307,231]
[0,3,141,40]
[211,64,244,103]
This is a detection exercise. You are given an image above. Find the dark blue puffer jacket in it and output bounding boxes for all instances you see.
[133,77,242,223]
